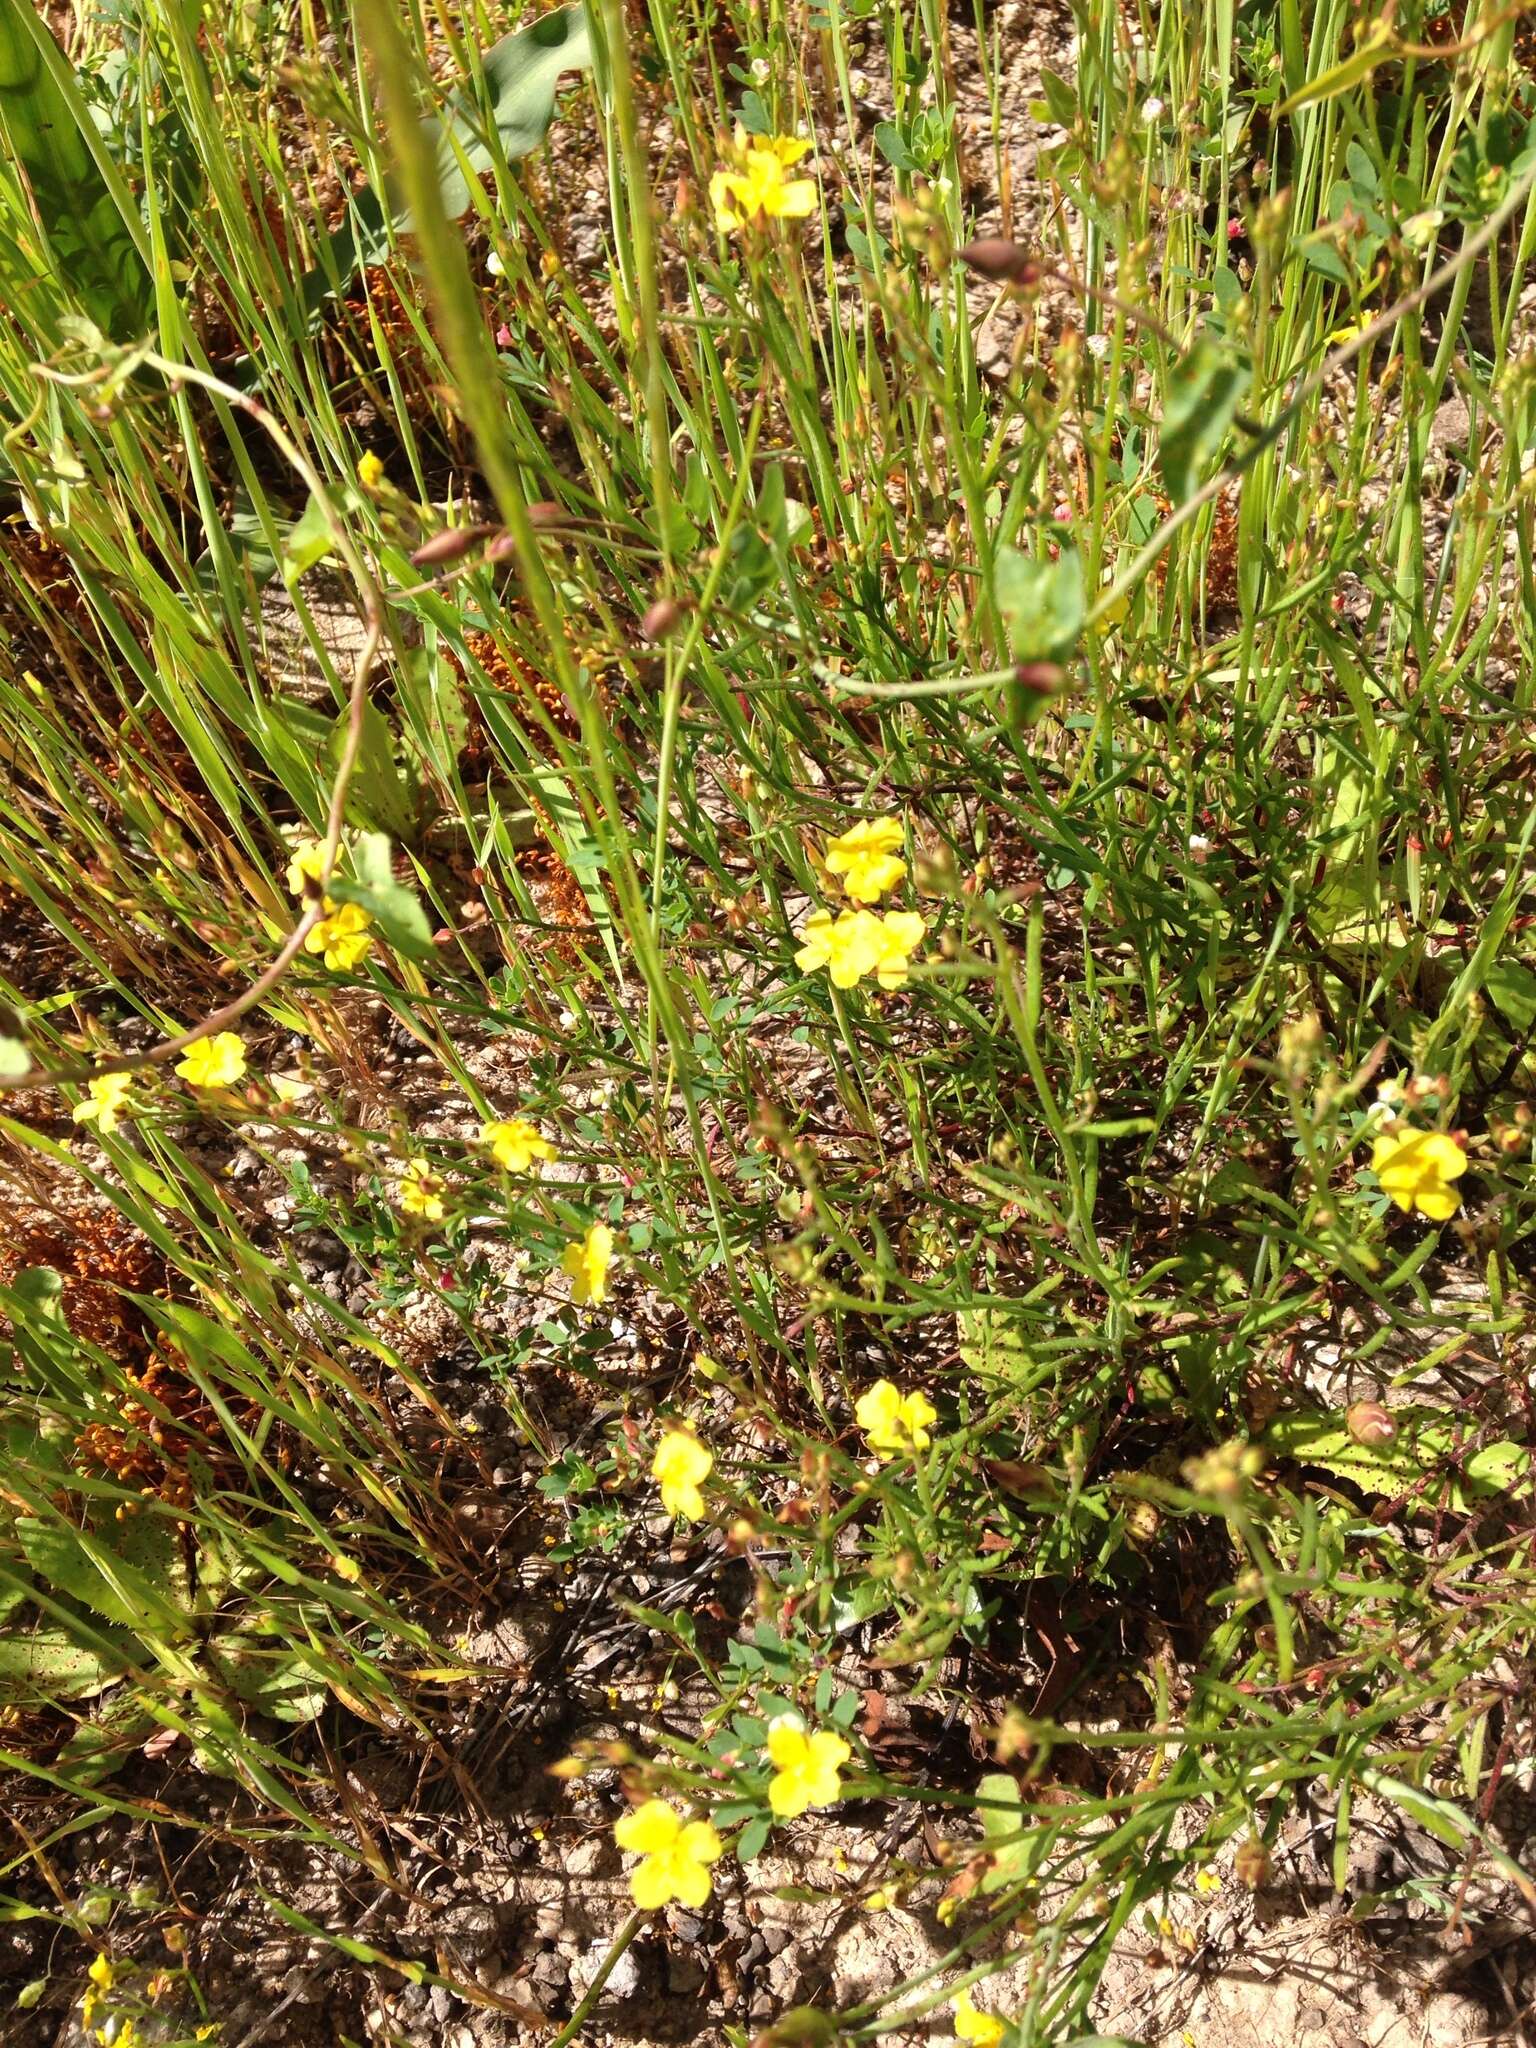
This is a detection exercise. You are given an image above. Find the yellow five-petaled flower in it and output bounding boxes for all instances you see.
[1370,1127,1467,1222]
[614,1799,722,1909]
[855,1378,937,1460]
[563,1221,615,1305]
[953,1988,1007,2046]
[305,901,373,974]
[176,1032,247,1090]
[398,1156,446,1222]
[652,1429,714,1520]
[73,1072,134,1135]
[710,128,818,232]
[480,1117,556,1175]
[765,1716,852,1818]
[795,907,925,990]
[823,818,907,903]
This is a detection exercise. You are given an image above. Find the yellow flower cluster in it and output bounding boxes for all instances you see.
[612,1718,852,1907]
[797,818,925,990]
[287,836,374,974]
[710,128,817,232]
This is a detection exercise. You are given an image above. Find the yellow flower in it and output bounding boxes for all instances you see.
[954,1988,1007,2046]
[175,1032,247,1090]
[87,1955,115,1993]
[480,1117,556,1175]
[563,1221,614,1305]
[652,1429,713,1519]
[855,1378,937,1459]
[614,1799,722,1909]
[73,1072,133,1134]
[710,128,818,231]
[795,907,926,990]
[285,836,329,897]
[824,818,907,903]
[304,901,373,973]
[765,1716,851,1818]
[356,451,386,490]
[398,1156,446,1222]
[1370,1128,1467,1222]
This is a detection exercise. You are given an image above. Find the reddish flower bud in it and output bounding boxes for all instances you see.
[1346,1400,1397,1448]
[640,595,688,641]
[408,523,495,567]
[959,237,1034,283]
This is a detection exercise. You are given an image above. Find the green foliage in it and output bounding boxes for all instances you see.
[0,0,1534,2038]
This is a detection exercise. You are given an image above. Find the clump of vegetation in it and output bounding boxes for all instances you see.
[0,0,1532,2042]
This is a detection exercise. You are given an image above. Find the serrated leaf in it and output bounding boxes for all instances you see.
[1159,336,1251,502]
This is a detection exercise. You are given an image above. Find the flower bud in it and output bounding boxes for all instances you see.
[640,595,688,641]
[1346,1400,1396,1447]
[960,236,1035,283]
[409,523,495,567]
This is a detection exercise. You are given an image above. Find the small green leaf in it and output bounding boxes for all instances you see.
[738,1814,772,1861]
[874,121,918,171]
[0,1034,30,1081]
[329,702,418,842]
[1159,336,1251,502]
[993,543,1084,663]
[326,832,435,961]
[281,493,336,586]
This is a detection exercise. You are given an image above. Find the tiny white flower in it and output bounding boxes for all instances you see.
[750,55,771,83]
[1086,332,1111,359]
[1141,96,1165,122]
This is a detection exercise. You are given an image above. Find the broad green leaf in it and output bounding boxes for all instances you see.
[326,831,435,961]
[329,702,418,842]
[0,0,150,338]
[14,1517,188,1637]
[430,4,594,216]
[993,544,1084,664]
[1264,1409,1527,1510]
[306,5,591,305]
[0,1629,125,1703]
[1159,336,1251,502]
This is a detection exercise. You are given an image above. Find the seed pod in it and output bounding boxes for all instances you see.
[1346,1400,1397,1447]
[408,523,495,567]
[960,236,1031,282]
